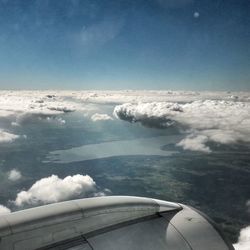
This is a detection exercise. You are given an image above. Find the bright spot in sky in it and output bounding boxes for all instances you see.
[193,12,200,18]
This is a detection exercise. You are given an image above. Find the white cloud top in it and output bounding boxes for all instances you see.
[15,174,96,206]
[114,100,250,152]
[91,113,113,122]
[0,205,11,215]
[8,169,22,181]
[234,226,250,250]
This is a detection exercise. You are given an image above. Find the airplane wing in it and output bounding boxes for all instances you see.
[0,196,234,250]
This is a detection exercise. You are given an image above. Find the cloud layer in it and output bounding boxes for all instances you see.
[72,90,250,104]
[1,90,250,152]
[114,100,250,152]
[0,90,249,118]
[15,174,96,206]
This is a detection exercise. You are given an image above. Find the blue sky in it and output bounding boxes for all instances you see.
[0,0,249,90]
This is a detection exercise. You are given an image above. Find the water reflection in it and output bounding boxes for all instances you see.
[46,135,181,163]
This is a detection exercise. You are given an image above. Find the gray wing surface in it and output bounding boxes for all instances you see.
[0,196,234,250]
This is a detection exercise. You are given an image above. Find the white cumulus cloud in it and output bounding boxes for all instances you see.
[234,226,250,250]
[0,205,11,215]
[8,169,22,181]
[15,174,96,206]
[91,113,113,122]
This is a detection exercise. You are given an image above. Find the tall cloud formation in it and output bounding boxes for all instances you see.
[114,102,182,127]
[15,174,96,206]
[114,100,250,152]
[0,205,11,215]
[234,226,250,250]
